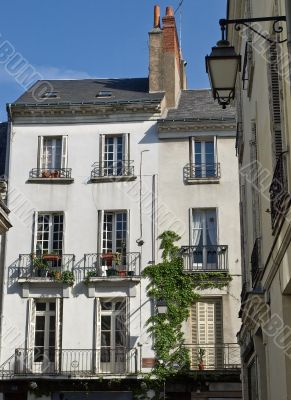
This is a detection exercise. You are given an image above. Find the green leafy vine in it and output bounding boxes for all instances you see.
[142,230,232,383]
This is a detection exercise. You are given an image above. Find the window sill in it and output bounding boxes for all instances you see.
[184,177,220,185]
[27,178,74,184]
[90,175,137,183]
[86,276,141,298]
[18,278,71,297]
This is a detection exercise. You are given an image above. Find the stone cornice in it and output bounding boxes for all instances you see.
[157,119,236,133]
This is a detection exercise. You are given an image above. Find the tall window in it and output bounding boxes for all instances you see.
[38,136,68,170]
[100,299,127,373]
[191,299,223,369]
[102,212,127,254]
[193,139,215,177]
[104,136,124,176]
[192,209,217,269]
[35,213,64,255]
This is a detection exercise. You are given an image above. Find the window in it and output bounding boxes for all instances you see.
[97,91,112,98]
[38,136,68,171]
[191,298,223,369]
[192,209,217,269]
[102,211,127,254]
[192,138,216,178]
[27,299,61,374]
[35,213,64,255]
[42,91,59,99]
[99,299,127,373]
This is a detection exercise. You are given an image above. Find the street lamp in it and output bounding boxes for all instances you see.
[206,16,287,108]
[206,39,241,109]
[156,299,168,314]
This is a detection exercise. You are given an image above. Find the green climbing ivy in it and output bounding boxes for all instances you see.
[142,230,232,382]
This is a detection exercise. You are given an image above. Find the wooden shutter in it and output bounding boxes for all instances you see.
[61,136,68,169]
[126,210,130,253]
[123,133,130,161]
[99,135,105,165]
[94,298,101,372]
[269,43,283,160]
[37,136,44,169]
[189,208,193,246]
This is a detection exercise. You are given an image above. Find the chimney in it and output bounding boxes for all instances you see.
[149,5,186,108]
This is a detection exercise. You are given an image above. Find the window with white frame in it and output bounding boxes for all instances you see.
[102,211,127,254]
[98,134,130,177]
[38,136,68,171]
[192,209,217,268]
[192,138,216,177]
[35,213,64,255]
[27,299,61,374]
[99,299,127,372]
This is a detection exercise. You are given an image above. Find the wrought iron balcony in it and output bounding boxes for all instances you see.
[251,238,262,288]
[180,245,228,272]
[1,348,138,377]
[18,254,75,280]
[269,154,291,228]
[185,343,240,371]
[84,252,141,279]
[91,160,135,180]
[183,163,220,182]
[29,168,72,179]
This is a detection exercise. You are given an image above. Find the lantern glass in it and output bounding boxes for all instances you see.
[206,40,241,107]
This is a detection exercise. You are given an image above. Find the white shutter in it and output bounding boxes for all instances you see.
[33,211,39,254]
[61,212,65,254]
[99,134,105,167]
[214,136,217,164]
[189,208,193,246]
[126,210,130,253]
[26,299,36,372]
[123,133,129,160]
[55,299,62,372]
[97,210,104,253]
[94,298,101,372]
[61,136,68,169]
[37,136,44,169]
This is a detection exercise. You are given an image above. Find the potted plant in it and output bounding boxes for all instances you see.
[118,270,127,277]
[52,170,60,178]
[101,253,113,266]
[106,268,118,277]
[61,271,75,286]
[32,256,48,277]
[50,270,62,281]
[84,270,99,284]
[197,348,206,370]
[112,252,122,265]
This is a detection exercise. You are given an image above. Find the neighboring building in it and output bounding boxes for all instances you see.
[227,0,291,399]
[0,6,242,400]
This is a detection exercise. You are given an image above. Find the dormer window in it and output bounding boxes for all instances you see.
[42,91,59,99]
[96,91,112,98]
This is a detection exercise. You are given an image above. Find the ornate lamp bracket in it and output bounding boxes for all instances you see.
[219,16,287,44]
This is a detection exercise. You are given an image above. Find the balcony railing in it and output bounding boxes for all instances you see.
[185,343,241,371]
[18,254,75,279]
[91,160,135,179]
[29,168,72,179]
[183,163,220,181]
[269,154,291,228]
[180,245,228,272]
[84,252,141,278]
[0,348,138,377]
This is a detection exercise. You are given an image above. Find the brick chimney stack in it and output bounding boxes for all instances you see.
[149,5,186,108]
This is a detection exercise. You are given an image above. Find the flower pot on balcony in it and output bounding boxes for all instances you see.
[42,254,60,262]
[41,170,51,178]
[198,361,205,370]
[101,253,113,266]
[52,170,60,178]
[36,268,48,278]
[106,269,118,277]
[118,270,127,277]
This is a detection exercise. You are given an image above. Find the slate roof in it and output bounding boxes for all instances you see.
[0,123,8,177]
[164,89,235,121]
[12,78,164,106]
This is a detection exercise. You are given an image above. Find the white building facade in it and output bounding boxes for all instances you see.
[0,6,242,400]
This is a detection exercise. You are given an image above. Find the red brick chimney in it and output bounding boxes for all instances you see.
[149,5,186,108]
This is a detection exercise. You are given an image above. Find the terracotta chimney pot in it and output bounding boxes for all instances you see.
[166,6,174,16]
[154,5,161,28]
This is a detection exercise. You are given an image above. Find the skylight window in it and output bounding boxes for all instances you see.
[42,91,59,99]
[96,91,112,98]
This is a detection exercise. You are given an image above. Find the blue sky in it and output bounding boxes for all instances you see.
[0,0,226,121]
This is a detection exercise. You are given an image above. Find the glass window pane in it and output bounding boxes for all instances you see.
[36,303,46,312]
[101,301,112,310]
[101,332,111,346]
[35,316,45,330]
[101,316,111,330]
[35,332,45,347]
[49,302,56,311]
